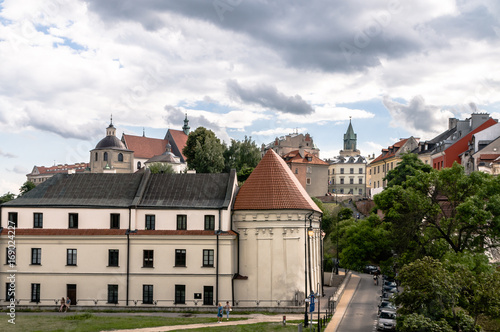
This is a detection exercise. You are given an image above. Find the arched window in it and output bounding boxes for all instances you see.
[95,153,98,161]
[118,153,123,162]
[104,152,108,161]
[137,161,142,170]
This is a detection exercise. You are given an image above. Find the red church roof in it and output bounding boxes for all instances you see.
[167,129,188,162]
[122,134,167,159]
[234,149,321,212]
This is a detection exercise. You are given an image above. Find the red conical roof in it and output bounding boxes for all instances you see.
[234,149,321,212]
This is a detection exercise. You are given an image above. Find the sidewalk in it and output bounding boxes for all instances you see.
[324,273,360,332]
[107,273,359,332]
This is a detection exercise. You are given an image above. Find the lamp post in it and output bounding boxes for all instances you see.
[304,211,313,327]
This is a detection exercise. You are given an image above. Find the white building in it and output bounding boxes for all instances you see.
[1,150,322,310]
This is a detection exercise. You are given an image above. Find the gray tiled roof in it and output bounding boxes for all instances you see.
[4,173,144,207]
[138,172,235,208]
[3,170,237,209]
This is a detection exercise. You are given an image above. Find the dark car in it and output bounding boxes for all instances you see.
[363,265,379,274]
[380,292,395,302]
[382,285,398,293]
[378,300,396,315]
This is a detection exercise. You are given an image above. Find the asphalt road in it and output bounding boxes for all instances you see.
[336,272,381,332]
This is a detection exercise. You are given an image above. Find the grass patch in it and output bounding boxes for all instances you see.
[181,321,301,331]
[1,314,247,332]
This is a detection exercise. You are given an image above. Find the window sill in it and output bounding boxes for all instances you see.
[66,265,77,267]
[107,265,120,268]
[174,302,186,305]
[30,264,41,266]
[142,266,154,268]
[173,265,186,268]
[202,265,214,268]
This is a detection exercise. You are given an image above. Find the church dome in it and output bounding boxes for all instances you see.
[95,135,127,150]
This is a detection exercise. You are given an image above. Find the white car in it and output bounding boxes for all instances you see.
[377,310,396,330]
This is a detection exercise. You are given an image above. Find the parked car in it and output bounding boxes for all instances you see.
[382,285,398,293]
[382,280,397,288]
[380,292,395,302]
[363,265,379,274]
[378,301,396,315]
[377,310,397,330]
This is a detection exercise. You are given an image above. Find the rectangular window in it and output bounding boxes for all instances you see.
[7,212,17,227]
[350,178,354,184]
[108,285,118,304]
[340,168,344,174]
[143,250,154,268]
[145,215,155,230]
[31,283,40,303]
[143,285,153,304]
[383,164,385,172]
[377,166,380,173]
[176,215,187,230]
[175,249,186,267]
[359,168,363,174]
[204,215,215,230]
[68,213,78,229]
[5,282,14,301]
[203,286,214,305]
[350,168,354,174]
[33,213,43,228]
[108,249,119,267]
[66,249,77,266]
[359,189,363,195]
[203,249,214,267]
[175,285,185,304]
[110,214,120,229]
[31,248,41,265]
[306,166,312,174]
[306,178,311,185]
[359,178,363,184]
[340,178,344,184]
[6,247,15,266]
[369,169,371,175]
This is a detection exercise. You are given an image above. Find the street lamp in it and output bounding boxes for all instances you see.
[304,211,313,327]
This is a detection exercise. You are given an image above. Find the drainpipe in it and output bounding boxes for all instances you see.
[230,212,240,307]
[126,208,137,306]
[216,209,222,305]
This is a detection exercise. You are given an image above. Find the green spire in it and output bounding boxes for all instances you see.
[343,117,357,150]
[182,113,190,135]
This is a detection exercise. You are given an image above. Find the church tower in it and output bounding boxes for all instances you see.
[340,118,360,157]
[182,113,190,135]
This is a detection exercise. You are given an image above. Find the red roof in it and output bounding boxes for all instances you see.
[371,138,409,163]
[478,154,500,161]
[29,163,89,175]
[282,150,329,165]
[234,149,321,212]
[122,134,167,159]
[167,129,188,161]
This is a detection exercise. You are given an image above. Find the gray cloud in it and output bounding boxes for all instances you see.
[0,149,17,158]
[383,95,454,139]
[24,108,102,140]
[164,104,222,132]
[227,79,314,115]
[8,165,29,174]
[84,0,427,73]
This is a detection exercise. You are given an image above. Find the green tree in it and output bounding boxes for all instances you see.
[385,152,433,188]
[375,163,500,257]
[224,136,261,173]
[0,192,16,204]
[183,127,225,173]
[19,181,35,196]
[336,214,393,271]
[148,163,175,174]
[337,207,353,221]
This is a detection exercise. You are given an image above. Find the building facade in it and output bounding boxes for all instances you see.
[368,137,419,198]
[1,150,322,309]
[26,163,89,186]
[282,149,329,197]
[261,132,320,158]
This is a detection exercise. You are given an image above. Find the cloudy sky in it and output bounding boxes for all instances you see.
[1,0,500,194]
